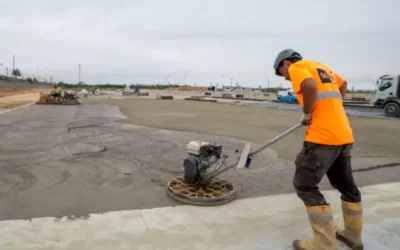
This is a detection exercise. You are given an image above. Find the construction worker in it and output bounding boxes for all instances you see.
[52,85,63,97]
[273,49,363,250]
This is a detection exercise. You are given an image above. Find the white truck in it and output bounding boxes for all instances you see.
[372,74,400,117]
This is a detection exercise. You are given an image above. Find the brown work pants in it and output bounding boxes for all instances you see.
[293,141,361,206]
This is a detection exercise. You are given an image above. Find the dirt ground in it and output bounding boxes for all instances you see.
[0,86,81,111]
[0,93,39,111]
[0,88,49,111]
[1,88,40,98]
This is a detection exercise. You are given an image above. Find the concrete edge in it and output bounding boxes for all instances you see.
[0,181,399,250]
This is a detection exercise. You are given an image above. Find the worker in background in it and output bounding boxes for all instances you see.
[273,49,363,250]
[52,85,63,97]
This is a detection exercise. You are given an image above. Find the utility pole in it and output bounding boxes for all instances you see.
[183,71,190,85]
[366,77,377,92]
[11,55,15,77]
[165,73,171,85]
[263,72,270,90]
[0,63,4,76]
[78,63,81,83]
[230,77,233,87]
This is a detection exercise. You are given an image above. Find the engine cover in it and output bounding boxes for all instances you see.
[183,141,223,185]
[186,141,211,156]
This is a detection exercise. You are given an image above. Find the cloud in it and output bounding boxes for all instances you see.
[0,0,399,88]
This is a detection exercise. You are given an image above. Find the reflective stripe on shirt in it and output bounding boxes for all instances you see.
[317,91,342,100]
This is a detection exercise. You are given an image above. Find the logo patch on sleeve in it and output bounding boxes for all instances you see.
[316,68,332,83]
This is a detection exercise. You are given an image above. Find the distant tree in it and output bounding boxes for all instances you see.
[12,68,21,77]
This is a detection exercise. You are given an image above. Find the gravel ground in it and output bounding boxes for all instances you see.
[0,100,399,221]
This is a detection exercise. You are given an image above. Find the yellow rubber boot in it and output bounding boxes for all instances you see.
[336,201,363,250]
[293,205,337,250]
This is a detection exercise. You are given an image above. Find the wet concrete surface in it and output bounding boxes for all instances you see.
[90,99,400,160]
[0,103,399,221]
[249,101,399,120]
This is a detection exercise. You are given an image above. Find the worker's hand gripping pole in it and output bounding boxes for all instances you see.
[236,123,303,169]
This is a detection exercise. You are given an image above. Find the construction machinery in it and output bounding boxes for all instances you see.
[371,74,400,117]
[36,92,80,105]
[183,124,302,185]
[167,124,302,206]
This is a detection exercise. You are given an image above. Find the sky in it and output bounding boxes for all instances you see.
[0,0,399,89]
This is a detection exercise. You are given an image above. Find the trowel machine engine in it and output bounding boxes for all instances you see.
[183,141,227,185]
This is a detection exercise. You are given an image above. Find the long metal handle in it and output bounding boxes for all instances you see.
[204,123,302,180]
[248,123,302,157]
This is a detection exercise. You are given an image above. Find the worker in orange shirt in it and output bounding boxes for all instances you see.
[273,49,363,250]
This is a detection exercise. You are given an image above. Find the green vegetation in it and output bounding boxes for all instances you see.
[0,75,46,85]
[11,68,22,77]
[57,82,189,90]
[57,82,125,89]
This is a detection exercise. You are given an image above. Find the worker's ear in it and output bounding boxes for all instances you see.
[283,60,291,68]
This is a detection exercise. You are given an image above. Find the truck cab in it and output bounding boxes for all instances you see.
[277,88,298,103]
[373,74,400,117]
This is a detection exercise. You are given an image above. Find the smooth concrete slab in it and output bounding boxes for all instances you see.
[0,182,399,250]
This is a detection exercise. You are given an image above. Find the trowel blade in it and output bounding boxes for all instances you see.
[236,142,251,169]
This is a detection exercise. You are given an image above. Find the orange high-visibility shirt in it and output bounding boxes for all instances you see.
[288,60,354,145]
